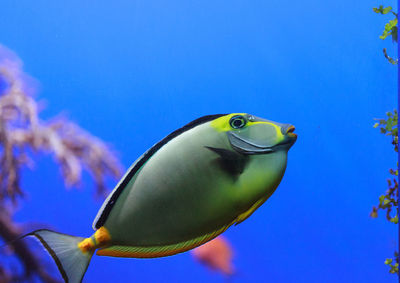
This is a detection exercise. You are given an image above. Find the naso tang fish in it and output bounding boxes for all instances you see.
[27,113,297,283]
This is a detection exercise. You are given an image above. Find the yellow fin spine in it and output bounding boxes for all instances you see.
[77,226,112,253]
[94,226,111,246]
[78,238,95,253]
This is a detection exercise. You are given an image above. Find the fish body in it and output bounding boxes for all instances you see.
[27,113,297,282]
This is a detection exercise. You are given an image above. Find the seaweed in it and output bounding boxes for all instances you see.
[370,1,399,275]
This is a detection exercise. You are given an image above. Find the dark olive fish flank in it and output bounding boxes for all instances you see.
[95,114,227,229]
[205,146,249,180]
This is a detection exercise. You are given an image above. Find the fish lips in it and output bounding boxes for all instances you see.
[227,131,297,155]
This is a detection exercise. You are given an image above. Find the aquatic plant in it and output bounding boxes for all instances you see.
[0,45,123,282]
[371,111,399,274]
[370,2,399,275]
[373,4,398,64]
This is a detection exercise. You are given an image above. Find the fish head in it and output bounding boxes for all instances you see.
[211,113,297,155]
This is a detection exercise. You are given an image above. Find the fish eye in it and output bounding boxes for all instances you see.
[229,115,247,129]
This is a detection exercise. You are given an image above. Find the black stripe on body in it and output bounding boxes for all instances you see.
[94,114,226,229]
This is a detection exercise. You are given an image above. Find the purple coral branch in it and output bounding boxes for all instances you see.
[0,44,123,282]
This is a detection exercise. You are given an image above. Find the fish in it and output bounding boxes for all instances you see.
[25,113,297,283]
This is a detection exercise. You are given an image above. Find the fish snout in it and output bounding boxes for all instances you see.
[279,124,297,148]
[286,125,297,138]
[281,124,297,137]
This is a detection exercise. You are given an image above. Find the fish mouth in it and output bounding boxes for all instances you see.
[286,125,297,138]
[278,125,297,147]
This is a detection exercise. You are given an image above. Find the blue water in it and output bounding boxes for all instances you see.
[0,0,398,282]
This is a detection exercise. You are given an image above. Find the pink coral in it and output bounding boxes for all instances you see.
[192,236,235,276]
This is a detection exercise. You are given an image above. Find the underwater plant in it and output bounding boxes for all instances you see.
[373,4,398,65]
[370,2,399,276]
[0,45,123,282]
[371,110,399,274]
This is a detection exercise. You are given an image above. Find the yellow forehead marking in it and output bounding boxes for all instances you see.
[210,114,285,142]
[210,113,245,132]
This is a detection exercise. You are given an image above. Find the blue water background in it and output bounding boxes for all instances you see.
[0,1,397,282]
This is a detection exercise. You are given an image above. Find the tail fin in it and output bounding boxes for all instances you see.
[28,229,94,283]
